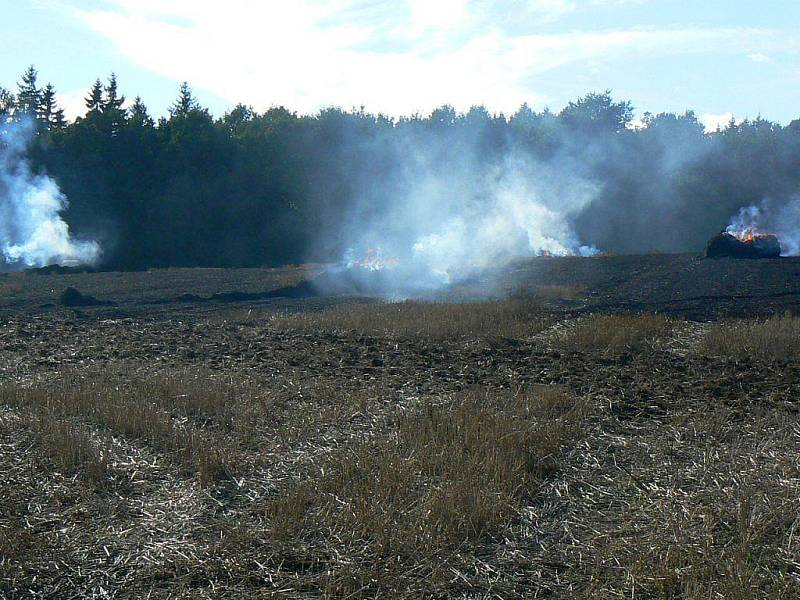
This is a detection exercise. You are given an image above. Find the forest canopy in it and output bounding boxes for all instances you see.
[2,66,799,271]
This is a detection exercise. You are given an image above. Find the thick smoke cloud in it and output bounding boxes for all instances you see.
[302,105,800,297]
[308,110,602,295]
[408,151,598,280]
[0,120,100,270]
[9,85,798,279]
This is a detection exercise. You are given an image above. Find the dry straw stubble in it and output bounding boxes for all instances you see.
[271,298,554,340]
[259,385,590,595]
[558,312,674,354]
[699,312,800,360]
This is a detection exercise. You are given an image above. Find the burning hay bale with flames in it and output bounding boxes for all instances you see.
[705,227,781,259]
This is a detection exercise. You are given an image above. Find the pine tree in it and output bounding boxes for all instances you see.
[38,83,66,129]
[103,73,126,134]
[85,78,104,114]
[17,65,41,118]
[51,107,67,129]
[103,73,125,112]
[128,95,154,128]
[40,83,67,129]
[170,82,197,118]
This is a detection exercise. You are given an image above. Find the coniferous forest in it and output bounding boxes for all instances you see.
[3,66,800,270]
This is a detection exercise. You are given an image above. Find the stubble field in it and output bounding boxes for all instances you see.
[1,254,799,599]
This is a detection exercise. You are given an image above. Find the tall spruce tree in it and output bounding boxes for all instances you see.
[85,78,104,114]
[170,82,197,118]
[103,73,125,110]
[128,95,154,128]
[103,73,126,134]
[39,83,66,130]
[16,65,41,119]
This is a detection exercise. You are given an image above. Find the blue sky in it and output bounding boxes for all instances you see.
[2,0,799,129]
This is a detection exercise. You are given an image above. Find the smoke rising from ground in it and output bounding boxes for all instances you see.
[7,83,799,278]
[0,120,100,270]
[301,103,800,297]
[311,112,605,296]
[408,151,599,282]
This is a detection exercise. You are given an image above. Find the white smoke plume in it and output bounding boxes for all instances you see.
[409,152,597,283]
[324,129,600,297]
[726,196,800,256]
[0,119,100,269]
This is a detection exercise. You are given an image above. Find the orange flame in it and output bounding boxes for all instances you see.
[730,227,775,243]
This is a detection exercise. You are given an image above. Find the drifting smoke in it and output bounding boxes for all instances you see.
[313,118,602,296]
[726,197,800,256]
[408,152,599,284]
[0,119,99,270]
[301,103,766,298]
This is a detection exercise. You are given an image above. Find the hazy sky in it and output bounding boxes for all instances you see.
[3,0,799,129]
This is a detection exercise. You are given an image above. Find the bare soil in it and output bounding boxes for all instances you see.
[1,255,798,598]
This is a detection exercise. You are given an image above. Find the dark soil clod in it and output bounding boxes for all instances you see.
[58,287,114,307]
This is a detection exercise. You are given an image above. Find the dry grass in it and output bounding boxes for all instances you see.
[271,298,553,340]
[699,312,800,360]
[0,279,23,296]
[1,374,592,597]
[532,284,585,301]
[558,312,674,353]
[0,371,245,484]
[509,283,586,302]
[568,406,800,599]
[256,385,589,595]
[31,420,109,487]
[2,304,798,598]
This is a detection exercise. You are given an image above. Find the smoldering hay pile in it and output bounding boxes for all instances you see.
[0,119,99,270]
[705,230,781,259]
[719,199,800,257]
[703,197,800,259]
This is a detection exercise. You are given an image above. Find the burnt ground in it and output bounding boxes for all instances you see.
[3,253,800,320]
[0,254,799,598]
[485,253,800,319]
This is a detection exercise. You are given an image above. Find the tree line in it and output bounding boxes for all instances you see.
[2,66,799,270]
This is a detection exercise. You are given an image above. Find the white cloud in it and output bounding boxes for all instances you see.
[407,0,470,33]
[65,1,800,117]
[57,86,132,122]
[58,88,88,121]
[748,52,770,63]
[591,0,648,5]
[700,112,739,132]
[484,0,647,23]
[528,0,575,23]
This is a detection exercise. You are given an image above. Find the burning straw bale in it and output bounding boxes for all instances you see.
[557,312,675,354]
[270,298,553,340]
[705,231,781,259]
[698,312,800,360]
